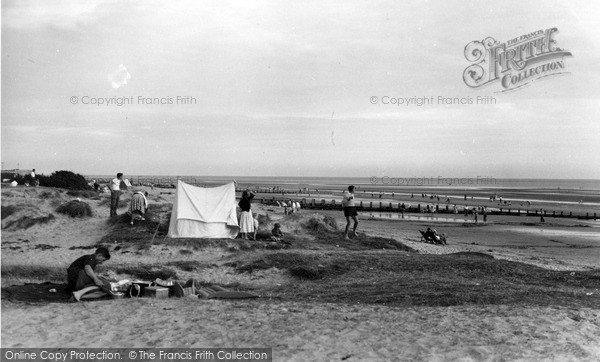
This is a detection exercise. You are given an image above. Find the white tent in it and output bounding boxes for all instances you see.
[167,180,239,239]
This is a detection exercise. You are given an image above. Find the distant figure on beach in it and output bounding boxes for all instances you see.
[30,169,39,186]
[540,209,545,223]
[342,185,358,239]
[400,203,406,218]
[238,190,255,239]
[483,208,487,223]
[128,191,149,225]
[66,247,111,297]
[464,195,467,201]
[473,210,478,223]
[109,173,124,217]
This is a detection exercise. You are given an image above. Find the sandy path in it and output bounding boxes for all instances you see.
[2,299,599,361]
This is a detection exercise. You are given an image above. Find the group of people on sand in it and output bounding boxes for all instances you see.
[237,188,286,242]
[108,172,149,224]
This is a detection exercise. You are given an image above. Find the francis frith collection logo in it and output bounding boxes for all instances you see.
[463,28,572,92]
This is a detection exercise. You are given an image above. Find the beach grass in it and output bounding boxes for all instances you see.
[7,249,597,309]
[232,250,600,308]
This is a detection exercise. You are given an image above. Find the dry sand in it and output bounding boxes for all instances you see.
[1,185,600,361]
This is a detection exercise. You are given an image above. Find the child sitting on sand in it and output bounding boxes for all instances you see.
[271,223,284,241]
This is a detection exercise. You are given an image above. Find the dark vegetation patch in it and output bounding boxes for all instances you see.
[1,265,66,284]
[56,200,93,217]
[112,265,178,280]
[233,251,600,308]
[1,205,18,220]
[68,245,99,250]
[38,171,92,190]
[33,244,60,251]
[451,251,495,259]
[0,170,90,190]
[2,213,56,230]
[234,252,350,280]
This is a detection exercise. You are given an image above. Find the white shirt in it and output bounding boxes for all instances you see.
[110,178,121,191]
[342,191,355,207]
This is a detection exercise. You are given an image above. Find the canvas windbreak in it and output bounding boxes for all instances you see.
[167,181,239,239]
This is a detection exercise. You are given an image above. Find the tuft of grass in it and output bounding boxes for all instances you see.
[166,260,204,272]
[2,214,56,230]
[1,205,18,220]
[56,200,93,217]
[66,190,100,199]
[112,265,178,280]
[322,215,339,230]
[304,217,334,234]
[1,264,67,286]
[98,198,129,209]
[235,252,350,280]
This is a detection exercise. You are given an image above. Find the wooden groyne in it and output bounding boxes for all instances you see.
[257,197,598,220]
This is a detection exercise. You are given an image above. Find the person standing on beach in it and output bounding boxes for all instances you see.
[109,173,123,217]
[238,190,255,239]
[540,209,545,223]
[342,185,358,239]
[30,169,39,186]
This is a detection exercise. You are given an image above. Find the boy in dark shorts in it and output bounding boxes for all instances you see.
[66,247,111,295]
[342,185,358,239]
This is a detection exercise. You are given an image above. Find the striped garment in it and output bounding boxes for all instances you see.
[239,211,254,233]
[129,192,147,215]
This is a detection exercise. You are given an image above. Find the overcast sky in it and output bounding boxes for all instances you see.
[2,0,599,178]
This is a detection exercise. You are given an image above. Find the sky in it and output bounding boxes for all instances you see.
[2,0,600,179]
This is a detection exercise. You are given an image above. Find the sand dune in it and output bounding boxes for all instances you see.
[1,185,599,360]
